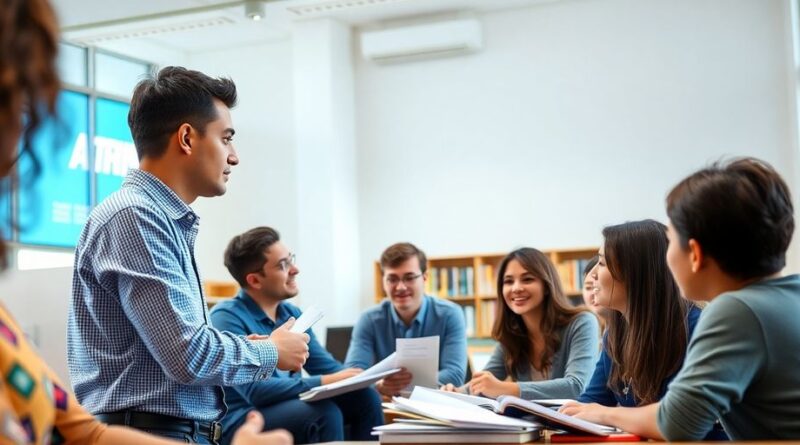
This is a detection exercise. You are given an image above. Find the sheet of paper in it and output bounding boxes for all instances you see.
[361,352,398,377]
[396,335,439,389]
[290,305,323,333]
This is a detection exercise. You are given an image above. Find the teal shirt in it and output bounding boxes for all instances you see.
[658,274,800,440]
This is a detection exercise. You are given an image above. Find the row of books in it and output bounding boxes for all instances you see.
[425,266,476,297]
[423,258,595,300]
[556,257,596,294]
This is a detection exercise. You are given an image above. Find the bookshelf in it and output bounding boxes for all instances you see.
[373,248,598,339]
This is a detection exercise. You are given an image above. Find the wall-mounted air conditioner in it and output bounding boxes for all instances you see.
[360,17,483,63]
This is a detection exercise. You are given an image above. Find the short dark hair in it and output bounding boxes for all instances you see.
[667,157,794,280]
[380,242,427,274]
[128,66,237,160]
[224,227,281,288]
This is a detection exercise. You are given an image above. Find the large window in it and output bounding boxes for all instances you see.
[5,43,151,259]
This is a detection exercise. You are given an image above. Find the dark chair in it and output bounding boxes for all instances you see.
[325,326,353,363]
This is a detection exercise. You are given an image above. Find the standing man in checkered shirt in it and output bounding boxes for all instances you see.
[67,66,310,444]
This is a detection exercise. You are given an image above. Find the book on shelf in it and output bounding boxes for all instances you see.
[477,264,495,296]
[416,387,623,436]
[463,305,476,337]
[480,299,497,334]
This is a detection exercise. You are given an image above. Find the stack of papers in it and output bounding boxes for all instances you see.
[372,387,542,443]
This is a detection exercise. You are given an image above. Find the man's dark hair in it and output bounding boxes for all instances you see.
[224,227,280,288]
[380,242,427,274]
[666,157,794,280]
[128,66,237,160]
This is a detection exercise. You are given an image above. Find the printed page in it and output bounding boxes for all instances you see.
[396,335,439,389]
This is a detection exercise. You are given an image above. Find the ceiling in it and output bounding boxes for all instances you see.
[53,0,561,53]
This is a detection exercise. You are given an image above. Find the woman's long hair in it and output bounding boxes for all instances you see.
[602,219,692,404]
[491,248,588,378]
[0,0,60,266]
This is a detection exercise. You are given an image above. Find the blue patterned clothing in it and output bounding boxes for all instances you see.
[68,169,278,422]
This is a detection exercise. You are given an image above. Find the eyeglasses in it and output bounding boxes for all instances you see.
[276,253,296,272]
[384,273,422,287]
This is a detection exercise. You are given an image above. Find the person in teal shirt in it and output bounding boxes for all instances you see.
[561,157,800,440]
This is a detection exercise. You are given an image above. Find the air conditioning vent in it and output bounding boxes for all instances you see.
[360,18,483,63]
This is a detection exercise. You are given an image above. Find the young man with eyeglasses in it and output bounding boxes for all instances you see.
[210,227,384,444]
[345,242,467,396]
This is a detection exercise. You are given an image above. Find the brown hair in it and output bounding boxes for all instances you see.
[492,248,588,377]
[380,242,428,274]
[667,157,793,280]
[602,219,692,404]
[224,226,281,288]
[0,0,60,266]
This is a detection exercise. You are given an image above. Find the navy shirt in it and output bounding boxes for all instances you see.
[578,305,702,407]
[344,296,467,386]
[210,291,344,430]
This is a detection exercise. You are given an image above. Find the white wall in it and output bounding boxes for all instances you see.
[186,40,298,282]
[0,268,73,383]
[355,0,798,307]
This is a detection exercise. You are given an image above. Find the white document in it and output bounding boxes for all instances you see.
[396,335,439,389]
[290,305,323,333]
[392,388,539,431]
[299,367,400,402]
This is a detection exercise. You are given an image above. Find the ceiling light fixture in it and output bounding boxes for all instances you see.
[62,1,273,33]
[244,0,266,21]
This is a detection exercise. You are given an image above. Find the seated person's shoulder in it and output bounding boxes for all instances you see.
[209,297,240,315]
[429,295,462,313]
[569,310,598,329]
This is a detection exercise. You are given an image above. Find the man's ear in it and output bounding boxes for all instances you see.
[177,123,193,154]
[688,239,704,273]
[245,272,261,290]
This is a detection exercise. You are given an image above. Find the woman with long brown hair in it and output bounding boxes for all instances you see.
[0,0,289,444]
[447,248,599,399]
[562,220,725,439]
[574,220,699,406]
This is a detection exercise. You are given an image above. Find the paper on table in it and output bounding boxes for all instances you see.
[289,306,323,333]
[397,335,439,389]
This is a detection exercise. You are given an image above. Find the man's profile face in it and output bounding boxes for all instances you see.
[191,98,238,198]
[250,241,299,301]
[383,256,426,315]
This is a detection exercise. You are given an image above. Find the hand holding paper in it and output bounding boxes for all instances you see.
[290,306,323,333]
[271,318,310,372]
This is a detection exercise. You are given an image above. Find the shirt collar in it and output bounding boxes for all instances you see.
[123,169,197,222]
[236,289,291,326]
[390,295,429,327]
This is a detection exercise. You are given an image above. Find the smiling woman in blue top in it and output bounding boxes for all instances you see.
[210,227,383,444]
[345,243,467,396]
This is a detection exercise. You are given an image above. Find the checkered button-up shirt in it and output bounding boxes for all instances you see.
[68,169,277,421]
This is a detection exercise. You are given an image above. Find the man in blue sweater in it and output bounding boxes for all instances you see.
[210,227,383,444]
